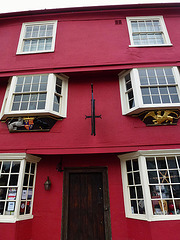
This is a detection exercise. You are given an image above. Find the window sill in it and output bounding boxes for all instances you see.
[0,110,65,121]
[122,104,180,116]
[129,44,173,48]
[126,215,180,222]
[0,215,33,223]
[16,50,55,55]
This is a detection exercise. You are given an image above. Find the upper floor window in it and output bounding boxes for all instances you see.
[17,21,57,54]
[119,149,180,221]
[0,153,41,222]
[0,73,68,121]
[119,66,180,115]
[126,16,172,47]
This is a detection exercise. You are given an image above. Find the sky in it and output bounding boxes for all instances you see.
[0,0,179,14]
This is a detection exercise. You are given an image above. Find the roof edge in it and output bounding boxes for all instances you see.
[0,2,180,19]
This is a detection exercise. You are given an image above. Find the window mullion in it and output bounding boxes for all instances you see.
[46,73,55,112]
[139,155,153,220]
[14,160,25,220]
[131,69,142,108]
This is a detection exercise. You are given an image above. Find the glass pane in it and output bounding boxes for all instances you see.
[26,201,31,214]
[14,95,21,102]
[148,171,158,183]
[142,95,151,104]
[15,85,23,93]
[127,173,133,185]
[25,76,32,84]
[169,170,180,183]
[129,186,136,198]
[37,101,46,110]
[131,200,138,214]
[167,157,177,169]
[146,158,156,169]
[171,95,179,103]
[22,94,30,101]
[31,84,39,91]
[25,163,30,173]
[28,188,33,200]
[159,170,169,183]
[0,202,5,215]
[23,174,29,186]
[161,95,170,103]
[132,159,139,171]
[172,185,180,198]
[175,200,180,214]
[0,175,8,186]
[39,93,46,100]
[29,175,34,186]
[23,84,31,92]
[7,188,17,200]
[12,103,20,111]
[39,83,47,91]
[20,201,26,215]
[161,185,172,198]
[11,162,20,173]
[152,95,161,104]
[138,200,145,214]
[137,186,143,198]
[31,163,35,174]
[2,162,11,173]
[134,172,141,184]
[152,200,163,215]
[9,175,18,186]
[157,157,167,169]
[5,201,15,214]
[0,188,7,200]
[150,185,160,197]
[126,160,132,172]
[20,102,28,110]
[29,102,37,110]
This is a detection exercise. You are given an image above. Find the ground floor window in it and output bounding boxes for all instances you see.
[119,149,180,221]
[0,153,41,222]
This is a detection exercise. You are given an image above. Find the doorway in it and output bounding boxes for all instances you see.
[61,167,111,240]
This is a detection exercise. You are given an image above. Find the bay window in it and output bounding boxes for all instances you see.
[119,67,180,115]
[0,73,68,121]
[0,153,40,222]
[119,150,180,221]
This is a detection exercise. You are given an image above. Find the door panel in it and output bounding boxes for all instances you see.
[61,168,111,240]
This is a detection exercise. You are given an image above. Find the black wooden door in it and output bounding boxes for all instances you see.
[61,168,111,240]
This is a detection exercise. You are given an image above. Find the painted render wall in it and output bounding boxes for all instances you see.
[0,6,179,77]
[0,154,179,240]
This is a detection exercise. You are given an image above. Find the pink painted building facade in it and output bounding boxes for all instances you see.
[0,3,180,240]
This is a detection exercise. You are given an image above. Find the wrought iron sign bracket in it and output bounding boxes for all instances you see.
[85,83,102,136]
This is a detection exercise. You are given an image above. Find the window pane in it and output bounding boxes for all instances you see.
[131,200,138,214]
[128,173,133,185]
[126,160,132,172]
[9,175,18,186]
[146,158,156,169]
[133,159,139,171]
[138,200,145,214]
[167,157,177,169]
[2,162,11,173]
[134,172,141,184]
[137,186,143,198]
[148,171,158,183]
[130,187,136,198]
[157,157,167,169]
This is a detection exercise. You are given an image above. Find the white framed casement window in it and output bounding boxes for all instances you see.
[0,153,41,223]
[16,20,58,54]
[119,66,180,115]
[126,16,172,47]
[0,73,68,120]
[119,149,180,221]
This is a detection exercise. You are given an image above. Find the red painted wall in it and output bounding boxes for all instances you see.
[0,6,179,77]
[0,154,179,240]
[0,4,180,240]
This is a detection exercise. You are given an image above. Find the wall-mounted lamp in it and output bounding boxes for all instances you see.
[44,176,51,191]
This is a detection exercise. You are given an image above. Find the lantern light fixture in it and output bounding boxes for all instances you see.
[44,176,51,191]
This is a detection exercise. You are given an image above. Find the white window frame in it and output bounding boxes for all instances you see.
[126,16,172,47]
[119,66,180,115]
[0,153,41,223]
[16,20,58,54]
[0,73,69,121]
[119,149,180,221]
